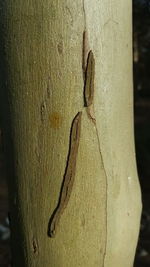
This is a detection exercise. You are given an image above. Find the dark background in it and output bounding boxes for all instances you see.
[133,0,150,266]
[0,0,150,266]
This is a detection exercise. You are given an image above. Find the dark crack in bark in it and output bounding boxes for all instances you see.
[48,112,82,237]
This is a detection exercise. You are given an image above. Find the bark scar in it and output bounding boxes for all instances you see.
[84,50,95,108]
[32,237,38,255]
[82,30,90,79]
[83,50,96,123]
[48,112,82,237]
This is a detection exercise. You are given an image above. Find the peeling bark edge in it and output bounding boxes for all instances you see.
[48,112,82,238]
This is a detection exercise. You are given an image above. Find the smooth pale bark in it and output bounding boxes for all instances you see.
[1,0,141,266]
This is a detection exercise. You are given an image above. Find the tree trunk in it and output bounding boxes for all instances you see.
[0,0,142,266]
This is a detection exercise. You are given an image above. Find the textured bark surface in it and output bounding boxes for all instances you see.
[0,0,141,266]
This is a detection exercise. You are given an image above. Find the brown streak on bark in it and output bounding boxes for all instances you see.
[84,50,95,107]
[48,112,82,237]
[82,30,90,78]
